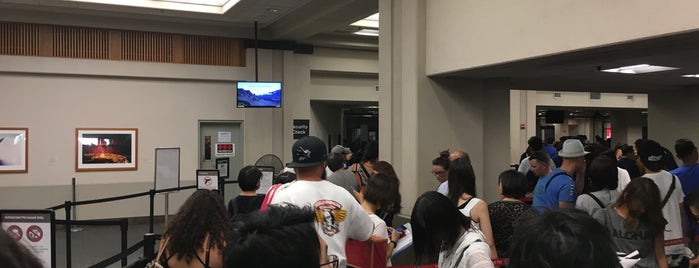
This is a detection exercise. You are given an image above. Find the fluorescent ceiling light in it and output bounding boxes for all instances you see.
[351,13,379,28]
[354,29,379,36]
[682,74,699,78]
[65,0,240,14]
[600,64,679,74]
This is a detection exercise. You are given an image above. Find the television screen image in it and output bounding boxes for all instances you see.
[237,81,282,108]
[545,110,565,124]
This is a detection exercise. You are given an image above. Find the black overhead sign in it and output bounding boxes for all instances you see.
[293,119,309,139]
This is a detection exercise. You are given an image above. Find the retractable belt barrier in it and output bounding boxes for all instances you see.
[45,179,238,268]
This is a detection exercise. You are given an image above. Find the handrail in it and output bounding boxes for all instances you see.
[47,180,239,268]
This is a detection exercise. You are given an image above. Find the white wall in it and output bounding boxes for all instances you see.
[0,45,379,219]
[648,89,699,163]
[426,0,699,75]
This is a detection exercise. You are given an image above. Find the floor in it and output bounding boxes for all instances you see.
[55,221,165,268]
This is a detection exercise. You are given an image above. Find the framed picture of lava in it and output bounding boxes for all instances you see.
[76,128,137,171]
[0,128,28,173]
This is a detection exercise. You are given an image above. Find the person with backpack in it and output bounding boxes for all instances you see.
[531,139,588,209]
[576,155,620,215]
[227,166,266,219]
[637,140,688,267]
[593,177,669,268]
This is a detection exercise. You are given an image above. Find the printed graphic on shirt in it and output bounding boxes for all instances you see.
[314,200,347,236]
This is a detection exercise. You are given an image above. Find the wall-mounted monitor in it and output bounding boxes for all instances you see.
[545,110,565,124]
[236,81,282,108]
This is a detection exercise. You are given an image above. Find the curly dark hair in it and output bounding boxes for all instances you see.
[163,190,232,264]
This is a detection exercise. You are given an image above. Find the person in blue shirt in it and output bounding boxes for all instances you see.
[532,139,588,209]
[671,138,699,195]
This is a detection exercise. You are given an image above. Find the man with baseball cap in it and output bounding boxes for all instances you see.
[532,139,587,209]
[637,139,687,266]
[268,136,372,268]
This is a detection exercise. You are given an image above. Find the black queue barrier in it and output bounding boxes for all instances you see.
[46,179,238,268]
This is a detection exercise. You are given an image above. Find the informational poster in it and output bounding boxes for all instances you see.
[196,169,219,191]
[218,132,231,143]
[1,210,55,268]
[216,158,229,179]
[293,119,309,139]
[255,166,275,194]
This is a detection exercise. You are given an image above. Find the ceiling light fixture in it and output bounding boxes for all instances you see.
[681,74,699,78]
[66,0,240,14]
[600,64,679,74]
[351,13,379,29]
[354,29,379,36]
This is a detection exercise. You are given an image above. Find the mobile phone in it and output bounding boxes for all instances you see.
[395,225,407,233]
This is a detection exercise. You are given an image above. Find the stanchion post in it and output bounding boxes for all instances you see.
[219,178,225,197]
[149,189,155,233]
[143,233,156,260]
[120,218,128,267]
[64,201,72,268]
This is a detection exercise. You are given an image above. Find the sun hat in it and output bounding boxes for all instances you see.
[558,139,590,158]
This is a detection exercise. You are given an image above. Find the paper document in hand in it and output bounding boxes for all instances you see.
[392,223,413,257]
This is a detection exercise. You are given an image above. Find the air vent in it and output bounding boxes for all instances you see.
[627,95,634,101]
[374,85,379,91]
[589,92,601,100]
[553,92,562,98]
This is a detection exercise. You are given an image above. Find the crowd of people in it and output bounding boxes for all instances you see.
[8,134,699,268]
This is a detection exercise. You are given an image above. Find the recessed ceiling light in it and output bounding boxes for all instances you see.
[65,0,240,14]
[354,29,379,36]
[681,74,699,78]
[351,13,379,28]
[267,7,279,13]
[600,64,679,74]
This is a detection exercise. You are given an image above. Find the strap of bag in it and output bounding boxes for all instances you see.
[259,184,282,211]
[586,193,605,208]
[452,239,482,268]
[544,172,570,191]
[661,175,677,208]
[155,238,169,264]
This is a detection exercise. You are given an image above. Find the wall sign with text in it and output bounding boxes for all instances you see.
[293,119,309,139]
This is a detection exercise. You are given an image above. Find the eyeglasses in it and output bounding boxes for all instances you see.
[320,255,338,268]
[431,170,447,176]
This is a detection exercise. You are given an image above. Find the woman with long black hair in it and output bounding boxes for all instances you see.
[411,191,493,268]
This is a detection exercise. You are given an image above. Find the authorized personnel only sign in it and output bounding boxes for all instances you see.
[1,210,55,267]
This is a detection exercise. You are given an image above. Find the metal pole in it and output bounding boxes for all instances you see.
[164,193,169,227]
[65,201,72,268]
[120,219,128,267]
[149,189,155,233]
[70,178,84,232]
[254,21,258,82]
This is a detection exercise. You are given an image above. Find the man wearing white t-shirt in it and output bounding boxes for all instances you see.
[637,139,689,267]
[270,136,373,268]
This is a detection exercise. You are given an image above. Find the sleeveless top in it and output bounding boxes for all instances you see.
[458,197,482,230]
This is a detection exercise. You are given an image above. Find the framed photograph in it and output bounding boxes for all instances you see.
[0,128,28,173]
[76,128,137,171]
[216,158,229,179]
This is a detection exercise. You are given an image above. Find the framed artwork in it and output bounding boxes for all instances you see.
[76,128,137,171]
[0,128,28,173]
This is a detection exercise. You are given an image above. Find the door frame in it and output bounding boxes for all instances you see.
[197,120,244,170]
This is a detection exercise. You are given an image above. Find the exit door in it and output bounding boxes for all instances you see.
[199,121,243,201]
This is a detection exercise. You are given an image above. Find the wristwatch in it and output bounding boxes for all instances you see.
[389,240,397,248]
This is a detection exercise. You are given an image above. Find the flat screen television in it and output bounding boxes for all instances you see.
[236,81,282,108]
[545,110,565,124]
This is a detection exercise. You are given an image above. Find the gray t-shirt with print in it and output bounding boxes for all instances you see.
[592,207,658,268]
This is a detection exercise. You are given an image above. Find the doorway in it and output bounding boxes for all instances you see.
[198,121,243,201]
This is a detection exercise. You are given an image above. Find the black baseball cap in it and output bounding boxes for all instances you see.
[637,139,664,166]
[287,136,328,168]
